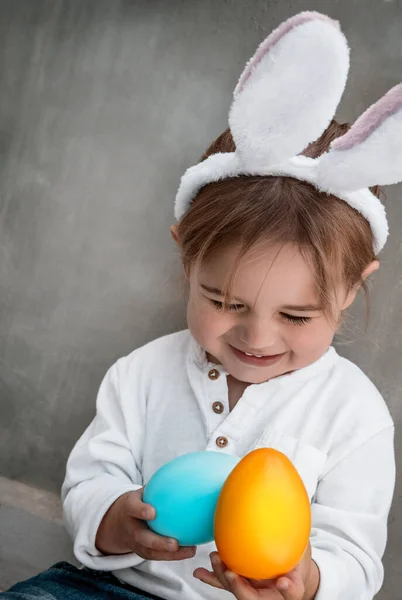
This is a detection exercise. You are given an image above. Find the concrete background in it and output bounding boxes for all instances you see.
[0,0,400,596]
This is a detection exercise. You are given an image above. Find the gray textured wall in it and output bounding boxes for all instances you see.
[0,0,401,596]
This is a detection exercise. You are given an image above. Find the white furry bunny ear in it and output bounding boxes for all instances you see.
[174,10,352,222]
[229,12,350,170]
[317,83,402,190]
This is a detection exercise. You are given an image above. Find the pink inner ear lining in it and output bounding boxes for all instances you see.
[235,11,339,95]
[332,83,402,151]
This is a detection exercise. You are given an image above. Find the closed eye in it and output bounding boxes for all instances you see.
[209,299,244,313]
[281,313,312,326]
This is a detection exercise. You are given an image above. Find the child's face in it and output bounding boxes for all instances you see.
[187,242,353,384]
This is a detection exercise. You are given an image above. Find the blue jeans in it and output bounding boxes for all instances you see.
[1,562,163,600]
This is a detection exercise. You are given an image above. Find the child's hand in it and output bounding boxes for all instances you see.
[95,488,197,561]
[193,544,319,600]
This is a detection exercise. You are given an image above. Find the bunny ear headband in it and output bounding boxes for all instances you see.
[174,11,402,254]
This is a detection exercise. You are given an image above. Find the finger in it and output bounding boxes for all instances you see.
[125,491,156,521]
[210,552,231,590]
[193,567,226,590]
[137,545,197,562]
[248,578,278,590]
[136,527,192,554]
[225,572,260,600]
[276,572,305,600]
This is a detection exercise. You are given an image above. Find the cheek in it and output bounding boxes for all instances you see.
[288,319,336,353]
[187,297,233,344]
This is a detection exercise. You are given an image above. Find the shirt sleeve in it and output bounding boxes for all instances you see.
[311,425,395,600]
[61,359,145,570]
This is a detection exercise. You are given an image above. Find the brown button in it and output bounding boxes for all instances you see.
[212,401,224,414]
[208,368,220,380]
[216,436,228,448]
[208,369,219,381]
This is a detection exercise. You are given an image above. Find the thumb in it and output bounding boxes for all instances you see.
[276,568,304,600]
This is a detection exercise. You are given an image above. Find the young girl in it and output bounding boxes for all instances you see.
[3,11,399,600]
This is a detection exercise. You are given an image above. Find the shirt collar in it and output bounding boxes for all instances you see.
[187,331,339,386]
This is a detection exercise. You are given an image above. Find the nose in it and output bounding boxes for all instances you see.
[237,315,278,353]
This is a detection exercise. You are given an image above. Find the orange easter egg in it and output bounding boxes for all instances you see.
[214,448,311,580]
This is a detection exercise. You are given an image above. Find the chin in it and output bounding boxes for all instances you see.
[222,359,284,384]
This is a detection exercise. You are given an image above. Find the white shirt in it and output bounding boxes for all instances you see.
[62,330,395,600]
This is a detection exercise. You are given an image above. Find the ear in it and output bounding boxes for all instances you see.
[170,224,190,280]
[362,259,380,280]
[341,260,380,310]
[170,224,181,247]
[317,83,402,191]
[229,12,349,170]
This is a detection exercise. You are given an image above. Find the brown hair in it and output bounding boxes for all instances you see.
[177,121,382,320]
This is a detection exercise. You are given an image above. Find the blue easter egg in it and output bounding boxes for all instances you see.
[143,451,239,546]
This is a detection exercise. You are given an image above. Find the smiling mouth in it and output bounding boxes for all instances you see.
[229,345,285,365]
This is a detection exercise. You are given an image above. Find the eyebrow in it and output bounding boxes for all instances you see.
[200,284,321,312]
